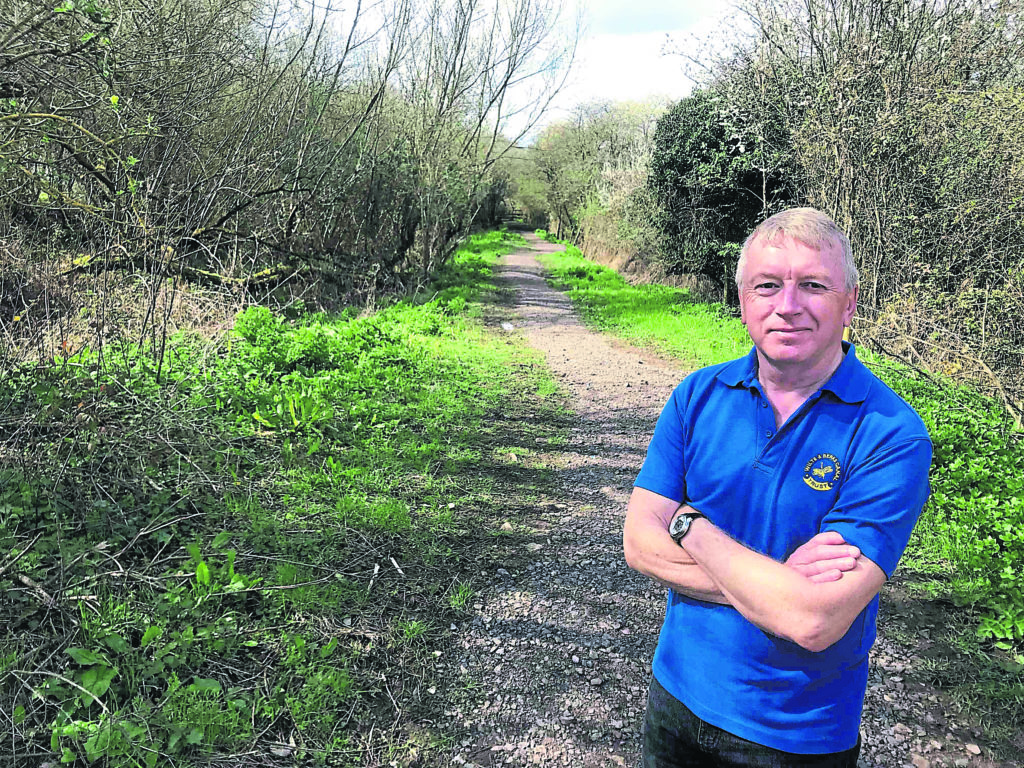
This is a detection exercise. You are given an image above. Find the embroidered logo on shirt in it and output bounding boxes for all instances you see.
[803,453,841,491]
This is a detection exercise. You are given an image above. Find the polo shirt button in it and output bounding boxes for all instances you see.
[765,430,773,438]
[762,402,768,408]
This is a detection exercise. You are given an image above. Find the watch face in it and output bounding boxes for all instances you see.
[669,513,689,539]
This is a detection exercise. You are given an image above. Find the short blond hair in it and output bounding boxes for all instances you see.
[736,208,858,291]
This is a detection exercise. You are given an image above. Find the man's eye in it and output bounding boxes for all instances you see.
[802,282,826,290]
[755,283,777,291]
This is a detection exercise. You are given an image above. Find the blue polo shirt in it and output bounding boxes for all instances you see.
[635,343,931,754]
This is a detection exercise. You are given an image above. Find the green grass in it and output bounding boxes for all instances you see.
[537,245,750,368]
[538,243,1024,654]
[0,229,567,766]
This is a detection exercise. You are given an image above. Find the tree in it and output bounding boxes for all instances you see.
[647,88,793,298]
[524,99,663,240]
[701,0,1024,412]
[0,0,577,367]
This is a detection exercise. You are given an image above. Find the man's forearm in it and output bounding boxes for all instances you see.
[622,496,730,604]
[682,519,820,640]
[625,532,730,605]
[622,488,866,614]
[681,514,884,652]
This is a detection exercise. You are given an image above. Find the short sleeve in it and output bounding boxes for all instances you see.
[634,389,688,502]
[821,437,932,578]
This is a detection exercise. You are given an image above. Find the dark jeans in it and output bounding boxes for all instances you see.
[643,676,861,768]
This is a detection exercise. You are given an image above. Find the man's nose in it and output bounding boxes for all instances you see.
[775,284,802,315]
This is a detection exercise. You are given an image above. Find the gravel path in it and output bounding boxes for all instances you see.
[439,235,1019,768]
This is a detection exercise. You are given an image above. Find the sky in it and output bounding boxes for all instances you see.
[512,0,738,139]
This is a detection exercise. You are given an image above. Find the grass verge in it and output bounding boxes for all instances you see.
[0,230,565,767]
[535,243,750,367]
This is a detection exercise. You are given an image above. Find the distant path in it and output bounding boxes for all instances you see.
[443,233,684,768]
[442,234,1012,768]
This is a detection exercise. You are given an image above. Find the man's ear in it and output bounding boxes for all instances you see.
[843,285,858,326]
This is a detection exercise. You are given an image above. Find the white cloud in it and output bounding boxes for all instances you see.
[501,4,749,142]
[502,31,690,141]
[503,5,741,141]
[561,30,693,108]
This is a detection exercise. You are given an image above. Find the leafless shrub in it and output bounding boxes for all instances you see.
[1,0,576,370]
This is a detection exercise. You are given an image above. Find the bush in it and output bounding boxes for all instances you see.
[646,90,793,294]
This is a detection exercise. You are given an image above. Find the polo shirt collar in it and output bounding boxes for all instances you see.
[715,341,872,404]
[715,347,759,388]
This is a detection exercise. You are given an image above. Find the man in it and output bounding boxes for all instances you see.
[623,208,932,767]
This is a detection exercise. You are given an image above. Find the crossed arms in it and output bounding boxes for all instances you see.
[622,487,887,653]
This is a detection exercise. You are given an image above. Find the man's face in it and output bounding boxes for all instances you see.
[739,235,857,371]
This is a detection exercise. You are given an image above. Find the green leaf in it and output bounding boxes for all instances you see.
[141,625,162,646]
[78,664,117,702]
[225,573,247,592]
[13,705,25,724]
[186,727,204,745]
[195,560,210,586]
[189,677,221,693]
[252,410,276,428]
[110,95,119,107]
[320,637,339,659]
[212,531,232,548]
[102,634,130,653]
[84,727,110,761]
[60,747,76,763]
[122,722,147,740]
[66,648,103,665]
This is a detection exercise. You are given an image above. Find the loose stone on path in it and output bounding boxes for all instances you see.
[442,233,684,767]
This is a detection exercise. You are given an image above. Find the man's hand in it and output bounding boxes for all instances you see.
[785,531,861,583]
[623,489,863,603]
[679,514,887,652]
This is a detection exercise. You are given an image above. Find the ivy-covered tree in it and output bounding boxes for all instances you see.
[647,89,793,300]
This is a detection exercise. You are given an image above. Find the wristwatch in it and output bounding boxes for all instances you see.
[669,509,706,545]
